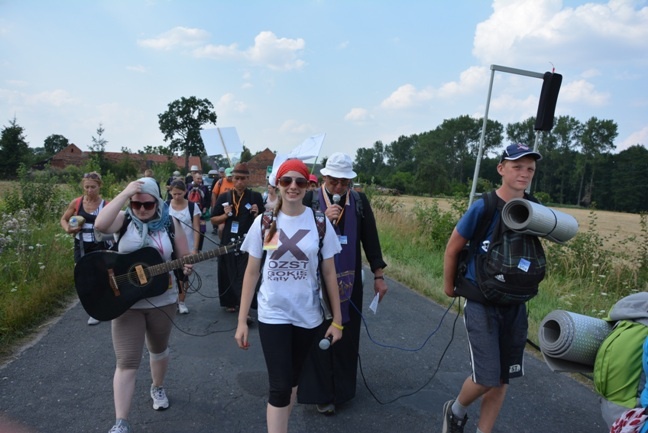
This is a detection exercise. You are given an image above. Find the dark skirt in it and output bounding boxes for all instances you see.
[218,251,256,310]
[297,279,363,405]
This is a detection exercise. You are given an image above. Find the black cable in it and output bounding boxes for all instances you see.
[357,298,462,405]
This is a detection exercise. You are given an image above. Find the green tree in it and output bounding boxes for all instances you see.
[88,124,109,174]
[158,96,217,171]
[544,115,582,204]
[240,145,252,163]
[43,134,69,155]
[140,145,174,156]
[0,117,32,179]
[576,117,618,206]
[505,117,537,147]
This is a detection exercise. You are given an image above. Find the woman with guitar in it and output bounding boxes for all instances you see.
[60,171,111,326]
[234,159,344,433]
[93,177,192,433]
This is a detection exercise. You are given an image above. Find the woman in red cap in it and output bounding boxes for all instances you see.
[235,158,343,433]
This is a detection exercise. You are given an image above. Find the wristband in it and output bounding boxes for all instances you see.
[374,276,384,280]
[331,322,344,331]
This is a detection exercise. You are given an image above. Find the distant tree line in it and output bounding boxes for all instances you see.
[2,102,646,212]
[354,114,648,213]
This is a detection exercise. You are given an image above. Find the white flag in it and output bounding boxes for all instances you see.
[200,127,244,156]
[287,133,326,160]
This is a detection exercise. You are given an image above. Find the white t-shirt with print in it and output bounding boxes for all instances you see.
[169,202,202,252]
[241,208,341,329]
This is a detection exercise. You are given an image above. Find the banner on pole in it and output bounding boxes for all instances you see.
[200,127,244,156]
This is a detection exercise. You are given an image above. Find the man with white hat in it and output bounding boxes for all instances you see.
[185,165,200,185]
[298,152,388,414]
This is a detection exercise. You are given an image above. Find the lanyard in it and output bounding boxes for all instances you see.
[232,190,245,217]
[149,231,165,257]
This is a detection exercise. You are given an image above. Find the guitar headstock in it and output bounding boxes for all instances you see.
[224,238,244,254]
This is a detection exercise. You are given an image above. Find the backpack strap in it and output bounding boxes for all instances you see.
[188,200,195,217]
[468,190,498,255]
[350,189,364,219]
[75,196,83,214]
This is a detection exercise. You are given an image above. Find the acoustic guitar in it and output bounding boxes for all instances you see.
[74,241,241,321]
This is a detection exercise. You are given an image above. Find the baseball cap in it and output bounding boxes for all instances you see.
[500,143,542,163]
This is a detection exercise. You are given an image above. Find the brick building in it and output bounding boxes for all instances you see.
[40,144,202,173]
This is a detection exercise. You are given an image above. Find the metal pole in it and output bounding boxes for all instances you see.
[469,64,547,206]
[216,128,231,166]
[469,67,496,207]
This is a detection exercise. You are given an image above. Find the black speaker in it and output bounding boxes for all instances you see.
[534,72,562,131]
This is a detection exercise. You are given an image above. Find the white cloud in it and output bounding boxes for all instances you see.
[344,107,370,122]
[192,31,305,71]
[619,126,648,151]
[337,41,349,49]
[245,31,305,70]
[473,0,648,66]
[279,119,312,134]
[126,65,147,73]
[193,42,242,60]
[138,27,210,50]
[380,84,434,110]
[216,93,248,114]
[437,66,489,98]
[28,89,77,107]
[560,79,609,106]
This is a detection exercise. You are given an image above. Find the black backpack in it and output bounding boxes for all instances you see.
[454,190,546,305]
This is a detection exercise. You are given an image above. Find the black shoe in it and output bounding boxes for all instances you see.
[442,400,467,433]
[316,403,335,415]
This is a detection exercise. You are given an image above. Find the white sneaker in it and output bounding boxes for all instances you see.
[178,302,189,314]
[87,316,100,326]
[150,385,169,410]
[108,419,131,433]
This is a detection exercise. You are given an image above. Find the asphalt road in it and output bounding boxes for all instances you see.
[0,234,608,433]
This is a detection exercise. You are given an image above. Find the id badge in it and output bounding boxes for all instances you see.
[338,235,348,245]
[231,221,240,234]
[245,203,252,210]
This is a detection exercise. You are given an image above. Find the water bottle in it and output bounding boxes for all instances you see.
[69,216,79,228]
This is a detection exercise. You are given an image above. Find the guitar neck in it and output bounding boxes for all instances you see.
[147,242,239,277]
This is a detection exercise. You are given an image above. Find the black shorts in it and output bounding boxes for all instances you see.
[464,300,528,387]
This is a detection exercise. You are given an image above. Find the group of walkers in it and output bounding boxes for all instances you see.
[63,153,390,433]
[62,143,554,433]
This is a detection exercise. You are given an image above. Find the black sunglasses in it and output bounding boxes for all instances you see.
[327,177,350,187]
[130,201,157,211]
[278,176,308,188]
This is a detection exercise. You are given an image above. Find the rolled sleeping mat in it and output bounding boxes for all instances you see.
[538,310,613,373]
[502,199,579,244]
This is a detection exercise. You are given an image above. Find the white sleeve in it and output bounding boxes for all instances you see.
[320,217,342,259]
[240,214,264,259]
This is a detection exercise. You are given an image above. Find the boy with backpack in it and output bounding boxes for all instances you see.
[441,143,543,433]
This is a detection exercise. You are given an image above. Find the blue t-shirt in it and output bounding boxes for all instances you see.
[456,198,500,283]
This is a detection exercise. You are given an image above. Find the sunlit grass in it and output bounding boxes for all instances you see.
[372,194,648,348]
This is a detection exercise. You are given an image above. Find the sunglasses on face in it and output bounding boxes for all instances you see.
[278,176,308,188]
[130,201,157,211]
[327,177,350,187]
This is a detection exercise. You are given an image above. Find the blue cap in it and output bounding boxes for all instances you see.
[500,143,542,163]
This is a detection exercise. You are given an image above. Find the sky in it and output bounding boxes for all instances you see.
[1,0,647,163]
